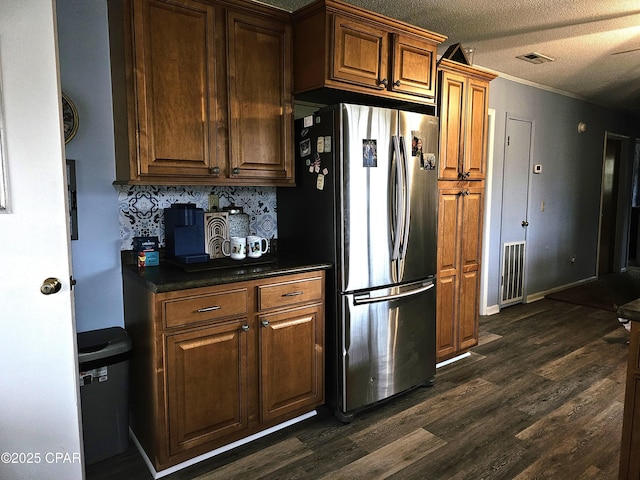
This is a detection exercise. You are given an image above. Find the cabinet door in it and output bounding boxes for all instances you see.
[133,0,216,178]
[438,71,465,180]
[391,34,437,99]
[259,305,324,423]
[436,188,460,359]
[458,187,484,350]
[463,79,490,180]
[227,11,293,184]
[331,15,389,90]
[165,320,249,455]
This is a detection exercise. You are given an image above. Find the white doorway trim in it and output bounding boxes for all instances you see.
[480,109,497,315]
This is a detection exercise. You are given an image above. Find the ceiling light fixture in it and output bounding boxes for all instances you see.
[516,52,555,65]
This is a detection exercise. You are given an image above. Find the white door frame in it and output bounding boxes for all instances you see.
[480,109,496,315]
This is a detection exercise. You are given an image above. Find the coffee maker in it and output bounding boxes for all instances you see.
[164,203,209,264]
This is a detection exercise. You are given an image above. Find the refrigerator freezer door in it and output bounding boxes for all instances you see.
[338,279,436,418]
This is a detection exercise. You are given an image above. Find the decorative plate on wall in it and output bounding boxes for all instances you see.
[62,92,79,144]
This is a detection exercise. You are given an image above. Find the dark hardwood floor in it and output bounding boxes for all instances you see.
[87,299,629,479]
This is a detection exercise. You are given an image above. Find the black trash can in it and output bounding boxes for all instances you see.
[77,327,132,465]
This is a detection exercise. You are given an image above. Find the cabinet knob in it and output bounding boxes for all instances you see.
[232,167,240,175]
[241,325,249,332]
[393,80,401,87]
[210,166,220,175]
[379,78,388,87]
[261,320,270,327]
[459,190,470,196]
[460,171,471,179]
[522,220,530,227]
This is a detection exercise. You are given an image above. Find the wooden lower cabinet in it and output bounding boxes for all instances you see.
[123,270,325,471]
[166,319,249,456]
[620,320,640,479]
[436,183,484,362]
[259,305,323,422]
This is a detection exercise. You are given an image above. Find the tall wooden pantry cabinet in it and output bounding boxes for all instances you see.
[436,58,496,362]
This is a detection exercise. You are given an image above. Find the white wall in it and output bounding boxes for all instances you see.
[56,0,123,332]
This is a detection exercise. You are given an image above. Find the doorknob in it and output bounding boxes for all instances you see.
[41,277,62,295]
[521,220,529,227]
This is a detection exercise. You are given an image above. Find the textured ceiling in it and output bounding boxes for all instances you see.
[261,0,640,112]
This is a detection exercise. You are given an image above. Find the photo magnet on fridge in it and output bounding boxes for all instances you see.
[300,138,311,157]
[423,153,436,170]
[363,139,377,167]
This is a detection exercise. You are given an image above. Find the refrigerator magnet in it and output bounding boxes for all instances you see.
[363,139,377,167]
[423,153,437,170]
[324,136,331,152]
[300,128,309,137]
[309,165,314,173]
[300,138,311,157]
[316,174,325,191]
[306,158,311,166]
[303,115,313,128]
[317,137,324,153]
[323,167,329,175]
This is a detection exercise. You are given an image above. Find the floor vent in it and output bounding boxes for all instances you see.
[501,241,526,305]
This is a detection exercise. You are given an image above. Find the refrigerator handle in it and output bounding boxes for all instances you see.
[353,281,434,305]
[398,137,411,261]
[391,135,404,262]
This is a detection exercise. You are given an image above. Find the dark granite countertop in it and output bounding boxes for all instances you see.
[122,254,332,293]
[618,298,640,322]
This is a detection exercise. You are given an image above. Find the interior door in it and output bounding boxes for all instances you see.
[0,2,84,478]
[500,116,533,306]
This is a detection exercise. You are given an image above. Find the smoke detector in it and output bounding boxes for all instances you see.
[516,52,555,64]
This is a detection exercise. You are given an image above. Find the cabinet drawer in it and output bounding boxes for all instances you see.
[258,277,323,311]
[163,289,247,328]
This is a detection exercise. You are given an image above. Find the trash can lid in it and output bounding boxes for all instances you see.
[77,327,132,364]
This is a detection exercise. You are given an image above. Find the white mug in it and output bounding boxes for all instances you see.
[247,235,269,258]
[222,236,246,260]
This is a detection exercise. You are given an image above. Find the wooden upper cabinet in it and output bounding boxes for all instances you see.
[132,0,217,179]
[108,0,294,186]
[331,15,388,90]
[437,59,496,181]
[292,0,445,105]
[227,10,294,184]
[391,34,437,99]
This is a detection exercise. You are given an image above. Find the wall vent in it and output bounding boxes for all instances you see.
[516,52,555,64]
[501,241,526,305]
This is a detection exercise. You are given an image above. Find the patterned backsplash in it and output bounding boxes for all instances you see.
[116,185,277,250]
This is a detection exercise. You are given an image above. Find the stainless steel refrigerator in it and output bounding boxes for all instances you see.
[277,103,439,421]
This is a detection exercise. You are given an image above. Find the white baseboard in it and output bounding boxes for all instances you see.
[483,304,500,316]
[436,352,471,368]
[526,276,597,304]
[130,410,318,479]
